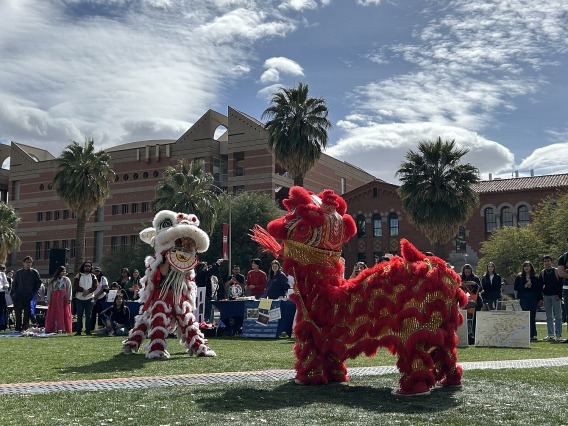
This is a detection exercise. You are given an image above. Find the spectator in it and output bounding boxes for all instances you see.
[101,294,131,336]
[460,263,482,343]
[123,269,141,300]
[265,260,290,299]
[115,267,130,289]
[73,260,98,336]
[227,276,244,300]
[92,266,109,330]
[223,265,245,300]
[540,255,563,341]
[246,258,267,299]
[514,260,543,341]
[44,266,73,334]
[0,264,8,331]
[109,282,129,300]
[350,262,368,279]
[556,238,568,343]
[195,259,224,322]
[481,262,502,310]
[10,256,42,332]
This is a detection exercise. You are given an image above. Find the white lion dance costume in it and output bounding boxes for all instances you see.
[121,210,216,359]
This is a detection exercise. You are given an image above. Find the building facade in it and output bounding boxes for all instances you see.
[0,107,376,275]
[342,174,568,273]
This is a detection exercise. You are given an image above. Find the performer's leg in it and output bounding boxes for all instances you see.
[174,299,215,356]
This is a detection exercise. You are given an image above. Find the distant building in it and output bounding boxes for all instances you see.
[342,174,568,272]
[0,107,376,275]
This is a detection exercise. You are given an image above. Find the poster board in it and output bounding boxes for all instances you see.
[192,287,206,323]
[474,310,530,348]
[241,300,280,338]
[456,309,469,348]
[106,289,117,303]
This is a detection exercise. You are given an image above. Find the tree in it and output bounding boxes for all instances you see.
[527,191,568,257]
[204,191,282,278]
[152,159,220,235]
[396,137,480,257]
[101,240,154,282]
[53,138,115,273]
[0,201,21,263]
[262,82,332,187]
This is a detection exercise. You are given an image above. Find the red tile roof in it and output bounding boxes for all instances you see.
[473,173,568,193]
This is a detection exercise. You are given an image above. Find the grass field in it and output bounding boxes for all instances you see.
[1,323,567,425]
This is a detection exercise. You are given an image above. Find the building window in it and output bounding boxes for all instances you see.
[356,214,366,238]
[341,177,346,194]
[111,237,118,254]
[36,242,42,260]
[372,188,378,198]
[62,240,68,250]
[63,210,70,219]
[357,253,367,264]
[112,205,119,215]
[142,202,149,213]
[484,207,497,232]
[501,206,513,227]
[44,241,50,259]
[456,226,466,252]
[234,186,245,195]
[114,175,119,182]
[131,203,139,214]
[121,236,128,249]
[372,214,382,237]
[153,170,160,178]
[54,210,60,220]
[11,180,20,201]
[131,235,138,247]
[389,213,399,236]
[37,212,43,222]
[133,172,139,180]
[122,204,129,214]
[46,211,52,221]
[123,174,129,181]
[70,240,76,258]
[518,205,529,227]
[373,252,385,264]
[53,240,59,249]
[213,157,221,182]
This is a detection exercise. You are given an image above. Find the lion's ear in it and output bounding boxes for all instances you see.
[139,227,156,245]
[343,215,357,239]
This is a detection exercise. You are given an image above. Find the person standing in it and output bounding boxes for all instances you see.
[223,265,245,300]
[556,238,568,343]
[73,261,98,336]
[91,266,109,330]
[0,264,9,331]
[481,262,502,310]
[123,269,141,300]
[245,258,267,299]
[195,259,224,323]
[514,261,544,341]
[460,263,482,343]
[44,266,73,334]
[10,256,42,332]
[264,260,290,299]
[540,255,563,341]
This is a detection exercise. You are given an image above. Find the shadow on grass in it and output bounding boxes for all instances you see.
[58,352,160,376]
[195,380,462,415]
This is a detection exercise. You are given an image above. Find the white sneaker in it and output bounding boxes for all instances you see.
[542,336,555,341]
[107,330,115,337]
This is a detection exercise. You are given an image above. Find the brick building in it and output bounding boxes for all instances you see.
[0,107,375,275]
[342,174,568,273]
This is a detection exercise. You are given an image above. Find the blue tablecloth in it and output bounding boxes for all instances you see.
[212,299,296,337]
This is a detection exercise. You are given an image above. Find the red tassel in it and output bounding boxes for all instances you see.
[248,225,282,257]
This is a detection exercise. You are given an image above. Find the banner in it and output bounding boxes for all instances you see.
[222,223,228,260]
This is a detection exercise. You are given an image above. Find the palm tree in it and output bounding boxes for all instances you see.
[0,201,21,263]
[53,138,115,273]
[396,137,480,257]
[152,159,220,235]
[262,82,332,187]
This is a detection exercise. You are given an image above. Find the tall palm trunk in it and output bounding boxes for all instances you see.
[74,214,88,274]
[293,176,305,187]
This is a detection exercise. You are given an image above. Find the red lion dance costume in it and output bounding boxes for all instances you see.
[121,210,216,359]
[252,186,468,395]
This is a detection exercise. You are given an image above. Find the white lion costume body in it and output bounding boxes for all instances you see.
[121,210,216,359]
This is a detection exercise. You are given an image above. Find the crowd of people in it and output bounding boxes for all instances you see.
[3,240,568,343]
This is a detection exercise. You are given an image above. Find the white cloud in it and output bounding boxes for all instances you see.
[260,57,305,84]
[279,0,318,11]
[518,143,568,176]
[327,122,515,184]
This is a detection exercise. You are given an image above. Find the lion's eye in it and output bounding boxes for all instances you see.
[160,219,173,229]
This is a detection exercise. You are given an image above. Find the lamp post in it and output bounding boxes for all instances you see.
[211,185,232,268]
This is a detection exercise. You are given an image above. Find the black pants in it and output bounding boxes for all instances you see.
[13,297,32,331]
[0,292,6,330]
[91,298,106,330]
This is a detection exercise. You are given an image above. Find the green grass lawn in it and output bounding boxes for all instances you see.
[1,324,567,425]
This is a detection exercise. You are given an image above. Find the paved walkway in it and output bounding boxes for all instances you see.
[2,357,568,395]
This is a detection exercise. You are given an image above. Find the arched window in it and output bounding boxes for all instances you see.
[501,206,513,227]
[517,205,529,227]
[372,214,382,237]
[485,207,497,232]
[455,226,466,252]
[356,214,366,238]
[388,213,399,236]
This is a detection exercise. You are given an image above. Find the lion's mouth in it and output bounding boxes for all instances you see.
[173,237,197,255]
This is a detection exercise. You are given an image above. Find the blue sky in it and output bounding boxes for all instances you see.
[1,0,567,184]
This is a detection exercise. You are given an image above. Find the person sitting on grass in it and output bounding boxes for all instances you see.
[101,295,130,336]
